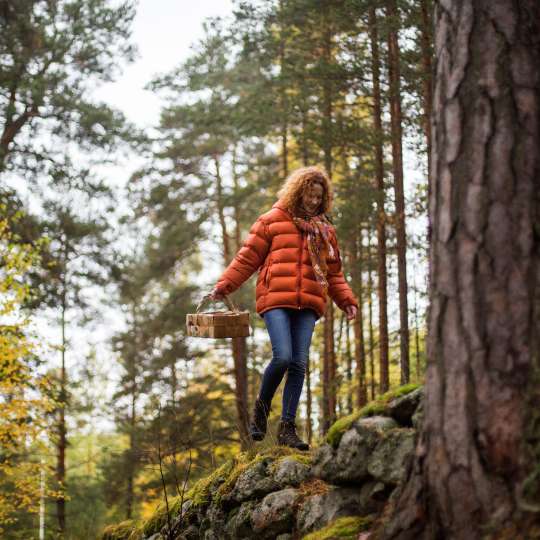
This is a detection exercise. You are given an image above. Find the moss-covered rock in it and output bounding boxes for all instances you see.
[387,387,423,426]
[272,455,312,487]
[367,428,416,485]
[313,416,398,484]
[100,520,141,540]
[326,383,422,448]
[296,484,381,536]
[141,496,183,538]
[301,515,374,540]
[251,487,300,537]
[215,446,311,505]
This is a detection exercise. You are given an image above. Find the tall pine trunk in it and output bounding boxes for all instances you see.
[350,232,367,407]
[380,2,540,538]
[321,2,337,430]
[278,0,289,180]
[215,157,249,448]
[366,230,376,400]
[56,247,68,535]
[419,0,433,197]
[345,317,353,414]
[386,0,410,385]
[369,6,390,394]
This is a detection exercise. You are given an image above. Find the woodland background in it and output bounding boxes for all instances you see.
[0,0,434,538]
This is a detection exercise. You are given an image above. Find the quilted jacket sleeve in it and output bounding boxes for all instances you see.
[327,228,359,311]
[213,217,271,296]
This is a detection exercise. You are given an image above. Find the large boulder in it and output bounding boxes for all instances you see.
[367,428,416,485]
[312,416,398,484]
[272,456,312,487]
[199,502,228,540]
[226,459,280,503]
[224,500,258,539]
[251,488,300,538]
[296,483,383,535]
[387,387,423,426]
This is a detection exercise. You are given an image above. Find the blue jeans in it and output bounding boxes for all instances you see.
[259,308,317,422]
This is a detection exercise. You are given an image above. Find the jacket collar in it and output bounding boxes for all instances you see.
[272,200,292,217]
[273,200,324,220]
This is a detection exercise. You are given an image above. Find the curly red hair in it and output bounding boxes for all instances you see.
[276,166,333,216]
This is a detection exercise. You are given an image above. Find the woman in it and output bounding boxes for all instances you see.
[210,166,358,450]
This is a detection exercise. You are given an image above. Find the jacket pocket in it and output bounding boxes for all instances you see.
[263,254,272,288]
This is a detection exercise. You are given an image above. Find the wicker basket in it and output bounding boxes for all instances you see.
[186,294,250,338]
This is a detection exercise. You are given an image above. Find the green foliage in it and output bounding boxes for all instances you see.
[0,212,55,532]
[326,383,421,448]
[301,515,374,540]
[0,0,138,174]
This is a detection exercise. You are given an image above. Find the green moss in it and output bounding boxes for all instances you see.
[185,459,235,508]
[301,515,374,540]
[101,520,140,540]
[107,445,318,539]
[326,383,422,448]
[268,448,313,474]
[141,495,183,537]
[214,445,308,504]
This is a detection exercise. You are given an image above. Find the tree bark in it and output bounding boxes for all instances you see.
[419,0,433,203]
[322,301,336,431]
[216,158,249,449]
[345,317,353,414]
[369,6,390,394]
[350,232,367,407]
[386,0,410,385]
[56,245,67,535]
[367,229,376,400]
[306,355,313,445]
[278,0,289,180]
[378,1,540,538]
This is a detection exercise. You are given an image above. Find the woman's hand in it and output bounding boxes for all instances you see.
[345,305,357,321]
[209,287,225,301]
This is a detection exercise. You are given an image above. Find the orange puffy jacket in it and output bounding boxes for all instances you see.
[214,200,358,320]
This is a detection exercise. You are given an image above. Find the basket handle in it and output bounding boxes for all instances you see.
[196,293,239,313]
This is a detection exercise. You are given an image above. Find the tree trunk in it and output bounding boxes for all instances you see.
[345,317,353,414]
[56,260,67,535]
[379,2,540,538]
[369,6,390,394]
[322,301,336,431]
[215,158,231,264]
[419,0,433,246]
[367,230,376,400]
[126,391,136,519]
[306,355,312,445]
[231,337,249,448]
[412,266,422,381]
[320,3,338,430]
[278,0,289,180]
[216,157,249,449]
[350,233,367,407]
[386,0,410,385]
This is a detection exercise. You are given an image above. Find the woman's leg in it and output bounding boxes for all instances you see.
[281,308,317,421]
[258,308,293,406]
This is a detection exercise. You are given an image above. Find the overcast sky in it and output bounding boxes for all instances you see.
[95,0,235,127]
[35,1,237,427]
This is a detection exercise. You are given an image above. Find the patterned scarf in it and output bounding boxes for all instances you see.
[290,205,335,294]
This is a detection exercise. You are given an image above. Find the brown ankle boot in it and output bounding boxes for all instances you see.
[249,398,271,441]
[277,420,309,451]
